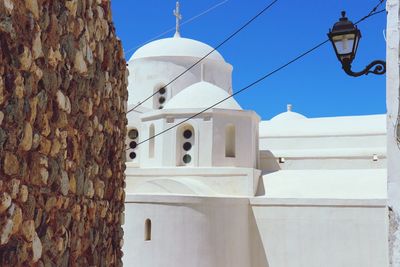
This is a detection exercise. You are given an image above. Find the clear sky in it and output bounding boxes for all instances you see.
[110,0,386,120]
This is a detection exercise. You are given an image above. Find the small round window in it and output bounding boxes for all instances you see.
[129,141,137,149]
[182,154,191,164]
[183,130,192,139]
[158,96,166,104]
[159,87,166,94]
[183,142,192,151]
[128,129,139,139]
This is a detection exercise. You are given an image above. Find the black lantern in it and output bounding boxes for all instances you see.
[328,11,361,65]
[328,11,386,77]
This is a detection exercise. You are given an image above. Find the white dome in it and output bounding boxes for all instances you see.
[129,37,225,62]
[164,82,241,110]
[270,104,307,121]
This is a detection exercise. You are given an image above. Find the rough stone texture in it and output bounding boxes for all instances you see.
[387,0,400,266]
[0,0,127,266]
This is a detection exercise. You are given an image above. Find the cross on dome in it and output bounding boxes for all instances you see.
[173,1,182,38]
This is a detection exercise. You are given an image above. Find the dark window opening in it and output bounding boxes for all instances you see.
[159,96,166,104]
[183,142,192,151]
[159,87,166,94]
[128,129,139,139]
[183,130,192,139]
[183,154,192,164]
[225,124,236,158]
[145,219,151,241]
[129,141,137,149]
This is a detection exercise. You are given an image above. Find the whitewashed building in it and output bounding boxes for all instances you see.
[122,4,389,266]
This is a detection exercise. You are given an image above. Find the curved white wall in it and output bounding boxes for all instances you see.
[127,57,233,108]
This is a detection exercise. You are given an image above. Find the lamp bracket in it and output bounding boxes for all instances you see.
[342,59,386,77]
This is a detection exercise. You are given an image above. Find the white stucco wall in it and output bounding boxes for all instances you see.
[259,115,387,171]
[250,198,389,267]
[125,167,260,196]
[261,153,386,171]
[212,111,259,168]
[122,195,389,267]
[138,113,209,168]
[138,109,259,169]
[123,195,252,267]
[387,0,400,265]
[260,169,387,199]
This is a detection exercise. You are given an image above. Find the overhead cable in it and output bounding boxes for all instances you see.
[136,39,329,146]
[129,2,386,148]
[127,0,279,113]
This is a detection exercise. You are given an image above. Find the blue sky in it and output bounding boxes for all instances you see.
[111,0,386,119]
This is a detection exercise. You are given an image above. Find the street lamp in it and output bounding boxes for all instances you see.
[328,11,386,77]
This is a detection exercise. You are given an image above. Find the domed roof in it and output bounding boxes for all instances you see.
[164,82,241,110]
[270,104,307,121]
[129,37,225,62]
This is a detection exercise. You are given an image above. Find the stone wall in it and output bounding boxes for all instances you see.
[0,0,127,266]
[387,0,400,266]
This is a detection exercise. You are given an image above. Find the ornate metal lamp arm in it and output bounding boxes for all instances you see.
[341,59,386,77]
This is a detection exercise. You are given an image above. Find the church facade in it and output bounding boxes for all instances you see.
[122,7,388,266]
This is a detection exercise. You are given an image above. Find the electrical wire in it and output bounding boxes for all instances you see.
[127,0,279,113]
[355,9,386,25]
[365,0,385,18]
[351,0,385,25]
[136,39,329,146]
[127,2,387,148]
[127,2,385,114]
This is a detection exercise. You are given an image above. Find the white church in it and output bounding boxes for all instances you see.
[122,3,388,266]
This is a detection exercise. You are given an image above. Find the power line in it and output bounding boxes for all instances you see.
[351,0,385,25]
[128,2,386,149]
[355,9,386,25]
[365,0,385,19]
[127,0,279,113]
[124,0,230,55]
[136,39,329,146]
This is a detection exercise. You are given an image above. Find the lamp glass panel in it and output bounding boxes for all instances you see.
[353,35,360,56]
[332,33,356,55]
